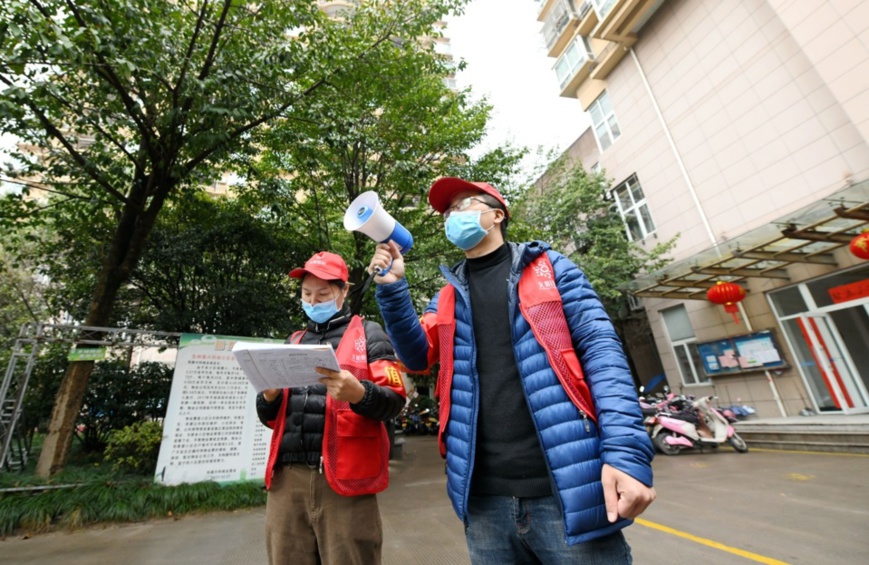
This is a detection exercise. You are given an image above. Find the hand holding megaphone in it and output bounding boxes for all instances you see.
[343,191,413,276]
[368,241,405,283]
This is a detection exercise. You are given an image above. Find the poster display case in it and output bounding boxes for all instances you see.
[695,329,788,377]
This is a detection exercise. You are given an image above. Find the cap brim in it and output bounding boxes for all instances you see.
[288,267,344,281]
[428,177,485,214]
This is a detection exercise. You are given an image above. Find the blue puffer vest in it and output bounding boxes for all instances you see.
[376,241,654,545]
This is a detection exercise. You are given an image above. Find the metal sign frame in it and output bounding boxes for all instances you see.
[1,323,180,472]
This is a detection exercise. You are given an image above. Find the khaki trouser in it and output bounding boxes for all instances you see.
[265,464,382,565]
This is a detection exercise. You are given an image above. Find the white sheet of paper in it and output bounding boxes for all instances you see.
[231,341,341,392]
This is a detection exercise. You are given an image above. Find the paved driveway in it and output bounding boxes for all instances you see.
[3,436,868,564]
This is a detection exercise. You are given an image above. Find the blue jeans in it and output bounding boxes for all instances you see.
[465,495,632,565]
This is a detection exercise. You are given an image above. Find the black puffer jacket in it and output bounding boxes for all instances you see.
[256,304,404,468]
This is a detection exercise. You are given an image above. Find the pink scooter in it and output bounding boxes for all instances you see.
[649,395,749,455]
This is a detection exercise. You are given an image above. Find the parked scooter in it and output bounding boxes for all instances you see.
[394,404,439,436]
[638,385,682,436]
[649,395,749,455]
[417,408,439,436]
[638,390,662,436]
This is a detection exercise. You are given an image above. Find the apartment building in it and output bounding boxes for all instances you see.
[535,0,869,418]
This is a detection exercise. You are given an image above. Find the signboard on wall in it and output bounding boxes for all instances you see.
[154,333,283,485]
[695,330,788,377]
[828,279,869,304]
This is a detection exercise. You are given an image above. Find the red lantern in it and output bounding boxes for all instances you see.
[707,281,746,324]
[849,230,869,260]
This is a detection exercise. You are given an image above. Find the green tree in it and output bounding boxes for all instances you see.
[76,360,172,452]
[0,227,54,461]
[513,155,677,387]
[19,344,68,436]
[243,27,527,314]
[0,228,50,350]
[128,193,305,337]
[0,0,469,476]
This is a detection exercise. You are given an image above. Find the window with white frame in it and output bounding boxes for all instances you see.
[588,91,621,150]
[541,0,571,50]
[592,0,617,19]
[613,174,655,241]
[661,305,708,385]
[554,36,593,90]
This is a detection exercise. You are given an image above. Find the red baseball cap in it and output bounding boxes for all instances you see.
[428,177,510,219]
[288,251,349,282]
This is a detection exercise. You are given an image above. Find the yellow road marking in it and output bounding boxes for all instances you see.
[635,518,790,564]
[786,473,815,481]
[750,448,869,457]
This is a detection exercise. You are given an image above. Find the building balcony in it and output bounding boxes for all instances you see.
[592,0,664,43]
[540,0,589,58]
[536,0,556,20]
[432,38,453,59]
[555,36,595,98]
[588,38,634,81]
[318,0,359,19]
[577,0,597,36]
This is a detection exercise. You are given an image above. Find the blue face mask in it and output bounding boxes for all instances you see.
[301,298,339,324]
[444,210,493,250]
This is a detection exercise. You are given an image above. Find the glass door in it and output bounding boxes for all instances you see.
[793,313,869,413]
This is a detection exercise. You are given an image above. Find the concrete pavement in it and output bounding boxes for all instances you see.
[5,434,869,564]
[1,435,469,565]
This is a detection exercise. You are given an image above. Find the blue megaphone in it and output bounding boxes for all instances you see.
[343,191,413,275]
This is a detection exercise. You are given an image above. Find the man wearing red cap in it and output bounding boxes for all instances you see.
[256,251,406,565]
[369,178,655,563]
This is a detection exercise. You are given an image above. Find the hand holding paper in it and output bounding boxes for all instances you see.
[232,341,341,393]
[315,367,366,403]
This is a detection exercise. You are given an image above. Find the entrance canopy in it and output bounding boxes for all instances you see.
[624,180,869,300]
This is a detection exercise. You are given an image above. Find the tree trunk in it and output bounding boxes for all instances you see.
[35,175,170,477]
[35,361,95,477]
[35,272,125,477]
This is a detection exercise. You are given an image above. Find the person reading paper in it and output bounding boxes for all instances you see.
[256,251,406,565]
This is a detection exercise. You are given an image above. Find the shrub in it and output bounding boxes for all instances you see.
[104,420,164,475]
[0,479,267,536]
[77,360,173,452]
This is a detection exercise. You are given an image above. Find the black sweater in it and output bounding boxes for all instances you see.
[467,243,551,497]
[255,304,404,467]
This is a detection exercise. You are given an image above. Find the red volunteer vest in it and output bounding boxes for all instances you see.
[435,253,596,458]
[265,316,390,495]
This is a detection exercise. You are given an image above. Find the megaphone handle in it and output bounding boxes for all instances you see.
[376,258,394,276]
